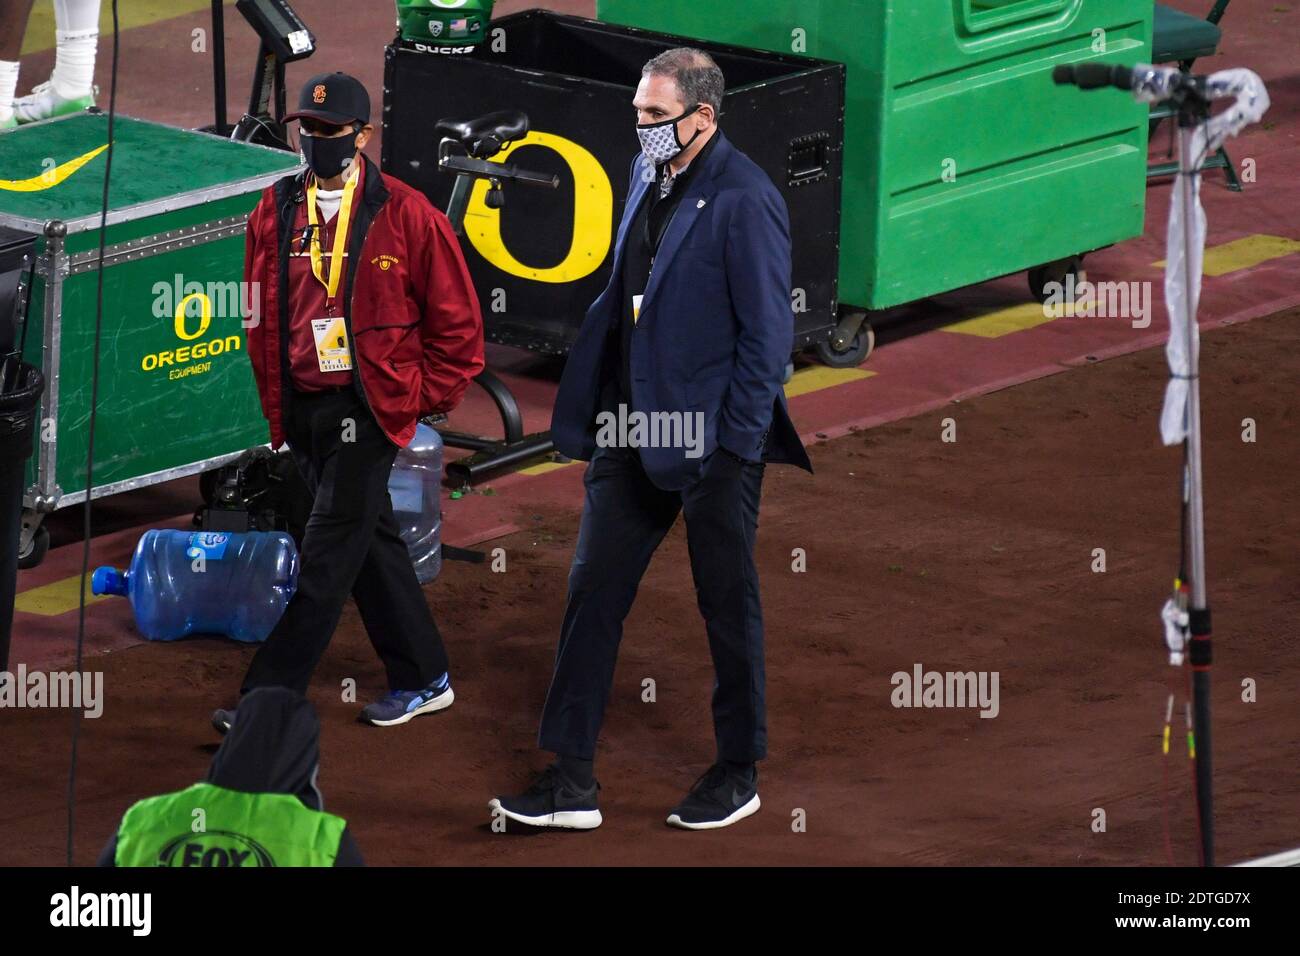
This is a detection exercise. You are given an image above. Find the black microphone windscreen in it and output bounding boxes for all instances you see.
[1051,65,1075,85]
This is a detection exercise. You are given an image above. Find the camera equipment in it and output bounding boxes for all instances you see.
[202,0,316,148]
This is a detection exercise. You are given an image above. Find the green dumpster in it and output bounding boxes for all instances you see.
[598,0,1153,316]
[0,113,302,566]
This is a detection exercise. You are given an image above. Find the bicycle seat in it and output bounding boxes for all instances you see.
[434,110,529,159]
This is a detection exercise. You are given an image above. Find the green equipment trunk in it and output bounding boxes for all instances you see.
[0,113,302,529]
[597,0,1154,310]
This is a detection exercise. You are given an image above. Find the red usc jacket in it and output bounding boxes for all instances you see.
[244,153,485,449]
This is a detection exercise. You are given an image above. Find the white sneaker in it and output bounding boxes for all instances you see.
[13,80,96,125]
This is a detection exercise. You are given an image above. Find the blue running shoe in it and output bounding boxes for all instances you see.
[359,673,454,727]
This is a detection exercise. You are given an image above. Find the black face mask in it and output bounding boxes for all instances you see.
[300,126,360,179]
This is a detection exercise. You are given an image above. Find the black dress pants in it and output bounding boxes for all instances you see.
[241,385,449,696]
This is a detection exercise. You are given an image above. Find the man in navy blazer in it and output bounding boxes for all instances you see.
[490,48,812,833]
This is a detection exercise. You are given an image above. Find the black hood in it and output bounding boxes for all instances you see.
[207,687,325,810]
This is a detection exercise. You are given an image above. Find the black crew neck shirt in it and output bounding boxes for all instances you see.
[616,132,720,408]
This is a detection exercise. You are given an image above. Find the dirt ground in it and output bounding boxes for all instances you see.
[3,308,1298,866]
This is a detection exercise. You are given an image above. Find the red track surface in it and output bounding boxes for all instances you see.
[5,306,1299,866]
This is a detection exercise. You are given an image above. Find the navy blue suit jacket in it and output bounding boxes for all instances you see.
[550,131,813,491]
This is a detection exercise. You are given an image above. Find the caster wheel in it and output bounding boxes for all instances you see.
[815,321,874,368]
[18,524,49,570]
[1028,255,1085,305]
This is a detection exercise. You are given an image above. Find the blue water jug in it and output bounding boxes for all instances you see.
[389,422,443,583]
[91,530,298,643]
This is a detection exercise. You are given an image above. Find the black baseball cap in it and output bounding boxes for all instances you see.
[284,72,370,126]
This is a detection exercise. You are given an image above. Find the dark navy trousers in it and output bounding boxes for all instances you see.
[538,444,768,763]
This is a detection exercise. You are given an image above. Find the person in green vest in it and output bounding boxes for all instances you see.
[98,687,363,866]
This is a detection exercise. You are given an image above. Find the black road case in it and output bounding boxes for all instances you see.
[382,10,844,357]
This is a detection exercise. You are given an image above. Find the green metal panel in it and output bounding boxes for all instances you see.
[62,194,260,256]
[597,0,1153,309]
[1,113,302,508]
[23,226,266,496]
[0,113,297,227]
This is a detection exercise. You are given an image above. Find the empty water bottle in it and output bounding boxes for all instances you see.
[92,530,298,643]
[389,421,443,583]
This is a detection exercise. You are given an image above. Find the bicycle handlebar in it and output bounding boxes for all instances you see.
[438,152,559,189]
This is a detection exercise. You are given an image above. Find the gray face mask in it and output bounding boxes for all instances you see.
[637,105,703,166]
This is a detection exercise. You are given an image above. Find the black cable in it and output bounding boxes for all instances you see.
[233,111,291,151]
[0,260,36,394]
[1179,441,1189,584]
[67,0,119,867]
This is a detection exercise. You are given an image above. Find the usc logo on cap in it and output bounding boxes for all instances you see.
[312,84,327,104]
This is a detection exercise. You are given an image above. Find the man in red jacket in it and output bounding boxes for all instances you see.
[213,72,484,733]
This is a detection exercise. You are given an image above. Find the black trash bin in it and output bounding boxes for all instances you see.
[1,362,44,671]
[1,224,40,670]
[382,10,844,357]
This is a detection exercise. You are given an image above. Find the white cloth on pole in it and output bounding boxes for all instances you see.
[1151,68,1270,446]
[1159,152,1205,446]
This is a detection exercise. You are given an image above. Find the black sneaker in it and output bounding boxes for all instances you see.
[489,764,602,830]
[211,707,236,736]
[666,763,761,830]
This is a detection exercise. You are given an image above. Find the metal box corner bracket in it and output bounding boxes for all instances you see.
[382,10,845,356]
[598,0,1153,311]
[0,113,303,514]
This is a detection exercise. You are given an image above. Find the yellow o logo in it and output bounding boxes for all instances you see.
[464,131,613,284]
[174,293,212,341]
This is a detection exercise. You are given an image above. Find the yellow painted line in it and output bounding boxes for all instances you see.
[21,0,232,55]
[1155,235,1300,278]
[15,574,110,617]
[518,460,578,476]
[784,365,875,399]
[942,300,1097,339]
